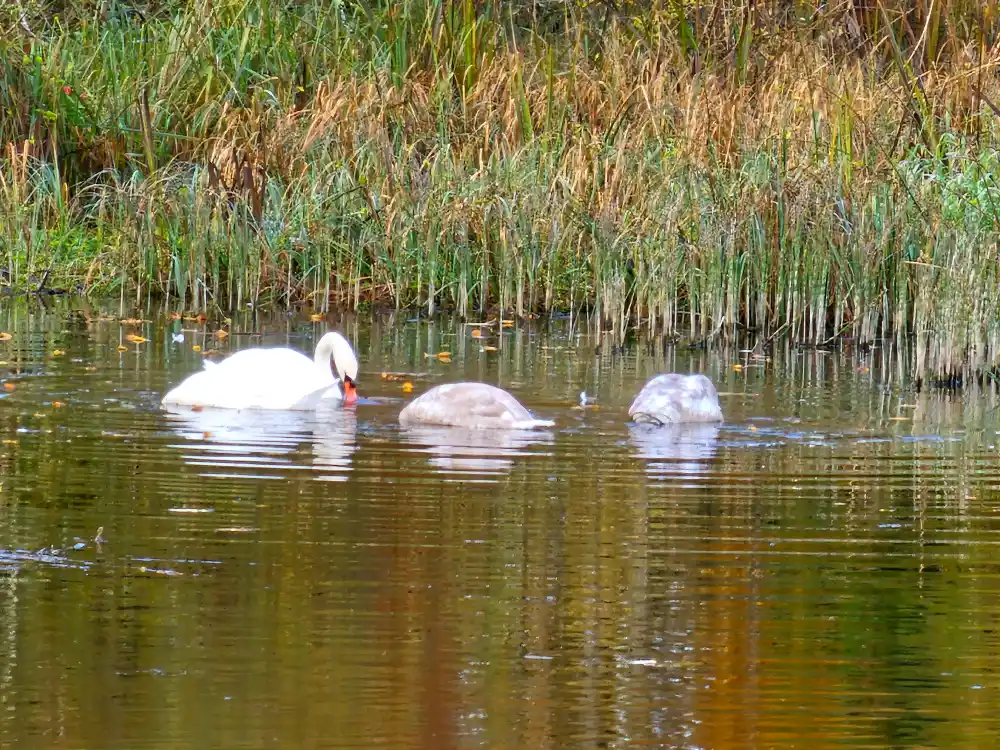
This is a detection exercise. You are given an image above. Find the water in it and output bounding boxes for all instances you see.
[2,298,1000,749]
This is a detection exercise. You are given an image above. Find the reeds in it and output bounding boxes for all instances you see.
[2,1,1000,380]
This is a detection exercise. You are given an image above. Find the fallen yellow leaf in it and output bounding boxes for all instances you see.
[2,439,16,445]
[0,333,11,342]
[732,363,743,372]
[501,320,514,328]
[125,334,147,344]
[116,345,128,352]
[192,345,202,352]
[85,366,97,372]
[402,382,414,393]
[52,349,65,356]
[51,401,65,408]
[310,313,324,322]
[2,382,15,392]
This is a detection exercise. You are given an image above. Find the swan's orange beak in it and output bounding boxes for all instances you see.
[343,377,358,405]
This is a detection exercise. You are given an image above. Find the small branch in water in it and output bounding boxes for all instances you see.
[35,267,51,294]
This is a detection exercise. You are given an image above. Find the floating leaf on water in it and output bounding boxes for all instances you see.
[0,333,11,342]
[192,345,202,352]
[52,349,65,356]
[51,401,65,408]
[310,313,324,322]
[2,439,17,445]
[423,351,451,362]
[402,382,414,393]
[2,382,15,392]
[124,334,147,344]
[732,363,743,372]
[116,345,128,352]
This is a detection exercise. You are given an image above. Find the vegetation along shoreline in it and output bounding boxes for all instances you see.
[3,1,1000,383]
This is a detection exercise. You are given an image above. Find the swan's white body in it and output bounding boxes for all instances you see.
[628,373,723,425]
[161,331,358,411]
[399,382,554,430]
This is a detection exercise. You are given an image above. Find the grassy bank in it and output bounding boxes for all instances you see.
[2,1,1000,380]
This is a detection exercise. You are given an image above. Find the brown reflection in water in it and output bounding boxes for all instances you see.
[3,300,1000,748]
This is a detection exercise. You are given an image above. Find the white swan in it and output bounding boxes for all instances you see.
[398,382,554,430]
[161,331,359,411]
[628,373,723,425]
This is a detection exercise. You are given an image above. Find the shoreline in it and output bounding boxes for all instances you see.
[3,2,1000,380]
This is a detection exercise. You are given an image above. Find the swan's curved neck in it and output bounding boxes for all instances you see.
[314,335,336,373]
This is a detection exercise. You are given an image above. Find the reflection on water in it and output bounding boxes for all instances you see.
[628,422,721,479]
[163,402,358,481]
[2,299,1000,748]
[399,424,554,479]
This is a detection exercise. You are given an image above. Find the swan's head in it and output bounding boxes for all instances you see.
[327,332,359,405]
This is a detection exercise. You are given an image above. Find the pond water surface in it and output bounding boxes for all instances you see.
[2,298,1000,749]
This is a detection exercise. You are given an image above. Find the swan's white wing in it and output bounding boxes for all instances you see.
[163,346,336,410]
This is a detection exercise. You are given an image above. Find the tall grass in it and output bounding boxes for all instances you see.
[2,1,1000,381]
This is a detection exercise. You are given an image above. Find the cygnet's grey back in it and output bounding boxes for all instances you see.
[399,382,554,430]
[628,373,723,425]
